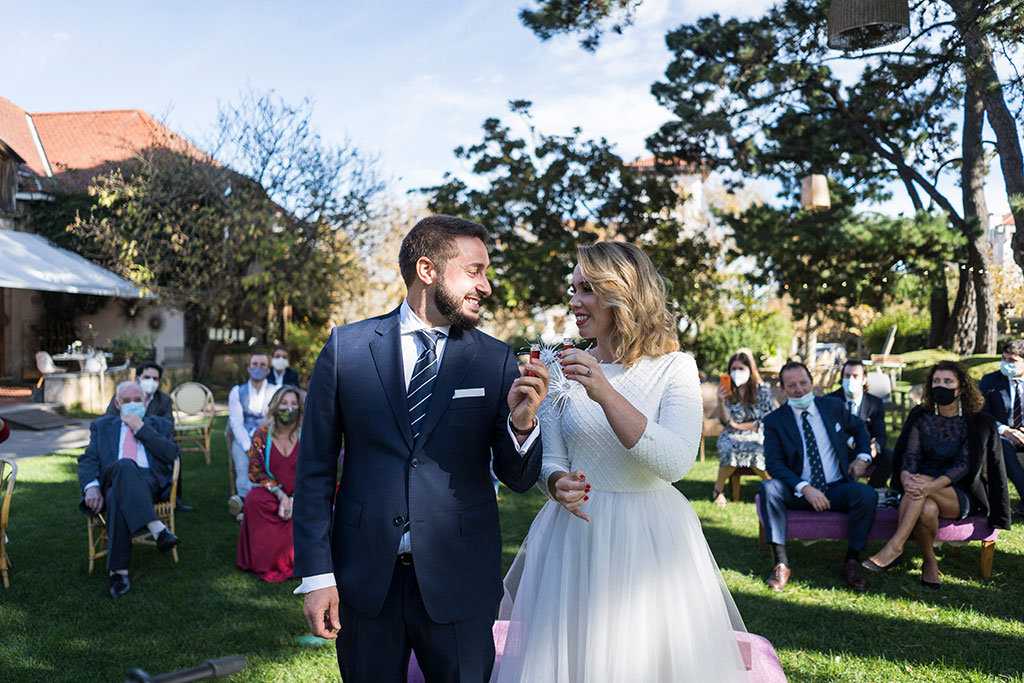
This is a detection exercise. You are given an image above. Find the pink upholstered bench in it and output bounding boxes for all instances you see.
[408,620,788,682]
[753,494,998,578]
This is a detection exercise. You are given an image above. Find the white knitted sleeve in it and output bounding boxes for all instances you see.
[537,399,572,500]
[624,353,702,483]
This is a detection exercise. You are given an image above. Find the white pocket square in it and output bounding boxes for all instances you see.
[834,422,842,432]
[453,387,485,399]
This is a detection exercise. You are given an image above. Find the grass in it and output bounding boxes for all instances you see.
[2,417,1023,681]
[899,350,1001,385]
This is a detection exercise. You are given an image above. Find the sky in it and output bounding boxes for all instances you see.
[0,0,1012,219]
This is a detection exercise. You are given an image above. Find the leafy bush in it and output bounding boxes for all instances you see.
[862,311,930,354]
[694,307,792,375]
[285,319,332,381]
[108,331,156,361]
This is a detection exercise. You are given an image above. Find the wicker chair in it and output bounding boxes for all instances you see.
[0,458,16,588]
[86,458,180,573]
[170,382,215,465]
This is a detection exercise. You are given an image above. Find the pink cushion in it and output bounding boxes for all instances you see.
[409,621,788,682]
[753,494,998,543]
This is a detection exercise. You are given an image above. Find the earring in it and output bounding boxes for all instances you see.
[957,398,963,417]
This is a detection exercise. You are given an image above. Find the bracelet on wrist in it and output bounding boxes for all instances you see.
[511,419,537,436]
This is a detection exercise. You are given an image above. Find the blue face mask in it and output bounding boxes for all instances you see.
[787,391,814,411]
[120,401,146,420]
[249,367,269,382]
[1000,361,1021,378]
[841,378,862,397]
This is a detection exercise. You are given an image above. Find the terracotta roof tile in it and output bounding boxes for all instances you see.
[0,95,47,176]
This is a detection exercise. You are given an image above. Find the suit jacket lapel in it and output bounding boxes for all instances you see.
[416,327,476,447]
[780,406,804,463]
[104,418,122,467]
[369,308,414,451]
[1002,375,1013,419]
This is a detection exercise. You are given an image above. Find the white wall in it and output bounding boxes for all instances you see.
[83,300,186,365]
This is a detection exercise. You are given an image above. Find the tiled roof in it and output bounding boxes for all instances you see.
[0,95,47,176]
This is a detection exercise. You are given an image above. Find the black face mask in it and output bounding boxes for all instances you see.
[931,386,957,406]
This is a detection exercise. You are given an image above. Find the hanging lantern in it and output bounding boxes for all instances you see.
[800,174,831,211]
[827,0,910,51]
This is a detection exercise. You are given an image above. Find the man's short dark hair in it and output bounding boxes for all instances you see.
[398,215,489,286]
[273,345,289,356]
[779,360,813,384]
[842,359,866,375]
[137,360,163,378]
[1002,339,1024,358]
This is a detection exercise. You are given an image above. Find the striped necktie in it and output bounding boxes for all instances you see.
[408,329,443,442]
[1014,382,1023,430]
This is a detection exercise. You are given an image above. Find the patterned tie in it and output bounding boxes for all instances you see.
[408,329,443,441]
[1014,382,1023,430]
[848,400,856,415]
[122,426,139,463]
[801,411,828,491]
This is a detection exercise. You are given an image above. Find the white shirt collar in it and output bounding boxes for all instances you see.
[400,299,451,338]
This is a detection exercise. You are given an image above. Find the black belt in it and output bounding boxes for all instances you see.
[397,552,413,566]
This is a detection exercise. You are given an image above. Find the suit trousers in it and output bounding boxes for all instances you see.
[999,437,1024,499]
[336,558,495,683]
[759,478,878,552]
[100,459,162,571]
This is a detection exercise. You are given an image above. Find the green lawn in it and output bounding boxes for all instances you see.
[1,418,1022,682]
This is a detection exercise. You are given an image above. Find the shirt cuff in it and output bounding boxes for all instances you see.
[998,424,1009,435]
[855,453,872,463]
[507,417,540,454]
[293,573,336,594]
[84,480,100,493]
[794,481,809,497]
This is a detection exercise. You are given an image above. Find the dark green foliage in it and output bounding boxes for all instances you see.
[862,311,932,355]
[694,300,792,374]
[519,0,640,51]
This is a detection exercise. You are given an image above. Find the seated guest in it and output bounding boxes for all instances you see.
[268,345,301,387]
[865,361,1010,587]
[79,381,181,598]
[0,417,8,444]
[104,361,193,511]
[979,339,1024,516]
[759,361,877,592]
[712,351,776,507]
[827,359,892,488]
[227,353,274,520]
[237,385,303,581]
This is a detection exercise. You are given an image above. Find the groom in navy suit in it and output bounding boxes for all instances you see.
[759,361,877,592]
[293,215,549,682]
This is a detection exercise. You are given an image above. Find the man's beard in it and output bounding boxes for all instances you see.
[434,278,481,329]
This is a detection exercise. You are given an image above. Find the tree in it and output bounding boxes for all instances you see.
[519,0,641,51]
[421,101,722,336]
[74,89,383,378]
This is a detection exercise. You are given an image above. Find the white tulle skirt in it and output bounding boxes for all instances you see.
[493,485,749,683]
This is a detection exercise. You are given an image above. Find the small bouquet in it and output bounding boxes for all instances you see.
[522,337,581,415]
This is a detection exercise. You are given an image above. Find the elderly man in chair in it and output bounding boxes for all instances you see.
[79,381,181,598]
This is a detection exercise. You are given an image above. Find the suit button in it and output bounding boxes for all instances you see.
[393,515,405,527]
[411,458,420,468]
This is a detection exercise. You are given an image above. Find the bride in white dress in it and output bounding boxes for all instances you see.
[493,242,748,682]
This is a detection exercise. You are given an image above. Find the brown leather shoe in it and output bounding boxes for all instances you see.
[844,559,867,592]
[767,563,791,591]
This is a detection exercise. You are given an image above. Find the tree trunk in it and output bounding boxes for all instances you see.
[945,266,977,355]
[962,75,998,354]
[185,305,222,381]
[957,5,1024,277]
[929,271,949,348]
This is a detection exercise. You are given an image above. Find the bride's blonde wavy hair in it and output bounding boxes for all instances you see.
[577,242,679,367]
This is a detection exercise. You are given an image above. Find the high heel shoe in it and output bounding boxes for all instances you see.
[711,487,727,508]
[920,578,941,589]
[861,552,904,573]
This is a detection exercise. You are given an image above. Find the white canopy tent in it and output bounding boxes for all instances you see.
[0,228,148,298]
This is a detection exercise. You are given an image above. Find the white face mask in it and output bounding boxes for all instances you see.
[138,378,159,396]
[730,368,750,387]
[841,377,863,397]
[271,357,289,372]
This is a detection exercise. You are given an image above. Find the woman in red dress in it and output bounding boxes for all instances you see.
[237,385,303,582]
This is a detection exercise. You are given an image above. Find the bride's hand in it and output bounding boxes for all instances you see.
[550,469,591,522]
[560,349,612,404]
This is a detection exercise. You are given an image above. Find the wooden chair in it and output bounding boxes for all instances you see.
[86,458,180,573]
[170,382,215,465]
[727,466,769,502]
[0,458,17,588]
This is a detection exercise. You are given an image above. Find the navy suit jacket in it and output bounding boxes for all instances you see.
[77,414,180,505]
[292,307,543,624]
[980,370,1017,431]
[826,389,888,454]
[763,396,871,493]
[268,368,300,388]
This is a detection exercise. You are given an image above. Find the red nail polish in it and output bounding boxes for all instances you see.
[584,496,589,501]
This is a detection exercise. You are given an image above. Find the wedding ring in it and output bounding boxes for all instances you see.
[587,368,593,377]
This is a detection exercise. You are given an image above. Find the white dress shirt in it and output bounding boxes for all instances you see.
[83,421,150,492]
[790,402,869,495]
[997,378,1024,435]
[295,299,540,595]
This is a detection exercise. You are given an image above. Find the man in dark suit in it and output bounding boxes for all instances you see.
[268,345,301,387]
[979,339,1024,516]
[827,359,892,488]
[293,215,548,682]
[80,381,181,598]
[759,361,878,592]
[103,361,193,511]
